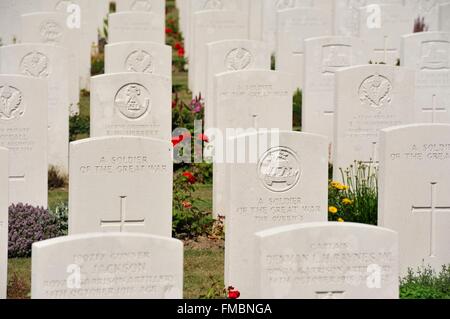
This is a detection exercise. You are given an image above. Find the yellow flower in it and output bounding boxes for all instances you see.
[342,185,349,190]
[328,206,338,214]
[338,218,344,222]
[330,181,341,189]
[342,198,353,205]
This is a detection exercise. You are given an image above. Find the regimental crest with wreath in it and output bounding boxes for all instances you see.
[125,50,154,73]
[131,0,152,11]
[0,86,24,120]
[114,83,151,119]
[203,0,223,10]
[225,48,253,71]
[40,20,63,44]
[358,74,392,109]
[20,51,49,78]
[258,147,301,192]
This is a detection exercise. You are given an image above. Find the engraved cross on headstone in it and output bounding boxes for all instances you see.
[316,291,345,299]
[422,94,447,123]
[100,196,145,232]
[411,182,450,257]
[374,36,397,64]
[362,142,379,164]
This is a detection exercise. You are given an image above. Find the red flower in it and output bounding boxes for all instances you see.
[177,47,185,57]
[174,42,183,50]
[165,27,173,34]
[182,171,196,184]
[172,100,177,108]
[227,286,240,299]
[198,133,209,143]
[182,201,192,209]
[172,132,191,147]
[172,135,184,147]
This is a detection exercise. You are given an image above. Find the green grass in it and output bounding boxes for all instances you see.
[7,247,224,299]
[48,189,68,211]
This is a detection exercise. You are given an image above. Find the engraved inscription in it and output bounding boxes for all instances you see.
[78,155,168,175]
[114,83,151,120]
[420,41,450,70]
[41,250,177,298]
[0,86,24,120]
[131,0,152,11]
[20,51,49,78]
[358,74,392,109]
[322,45,352,73]
[125,50,154,73]
[40,20,63,44]
[258,147,301,193]
[225,48,252,71]
[264,242,396,286]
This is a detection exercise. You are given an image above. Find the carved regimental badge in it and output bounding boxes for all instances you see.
[55,0,73,11]
[420,41,450,70]
[40,20,63,44]
[225,48,252,71]
[0,86,24,120]
[258,147,301,192]
[20,52,49,78]
[276,0,296,10]
[358,74,392,109]
[125,50,154,73]
[131,0,152,11]
[203,0,223,10]
[114,83,150,119]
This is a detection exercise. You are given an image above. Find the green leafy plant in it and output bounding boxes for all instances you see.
[50,202,69,237]
[328,162,378,225]
[172,171,214,239]
[400,265,450,299]
[69,114,90,141]
[293,89,302,129]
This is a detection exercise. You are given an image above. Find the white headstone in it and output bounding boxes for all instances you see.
[255,222,399,299]
[0,44,70,173]
[116,0,165,17]
[405,0,448,31]
[225,131,329,298]
[276,7,333,90]
[31,233,183,299]
[69,136,172,236]
[108,12,165,44]
[379,124,450,274]
[401,32,450,124]
[90,73,171,140]
[0,75,48,207]
[303,36,369,161]
[105,41,172,80]
[205,39,271,130]
[0,147,8,300]
[359,4,415,65]
[334,0,404,37]
[440,2,450,31]
[210,70,294,218]
[21,12,81,114]
[189,10,249,97]
[0,0,38,44]
[263,0,333,53]
[39,0,99,90]
[333,65,415,179]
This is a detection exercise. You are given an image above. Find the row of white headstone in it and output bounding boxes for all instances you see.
[1,123,449,298]
[178,0,450,96]
[0,1,176,299]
